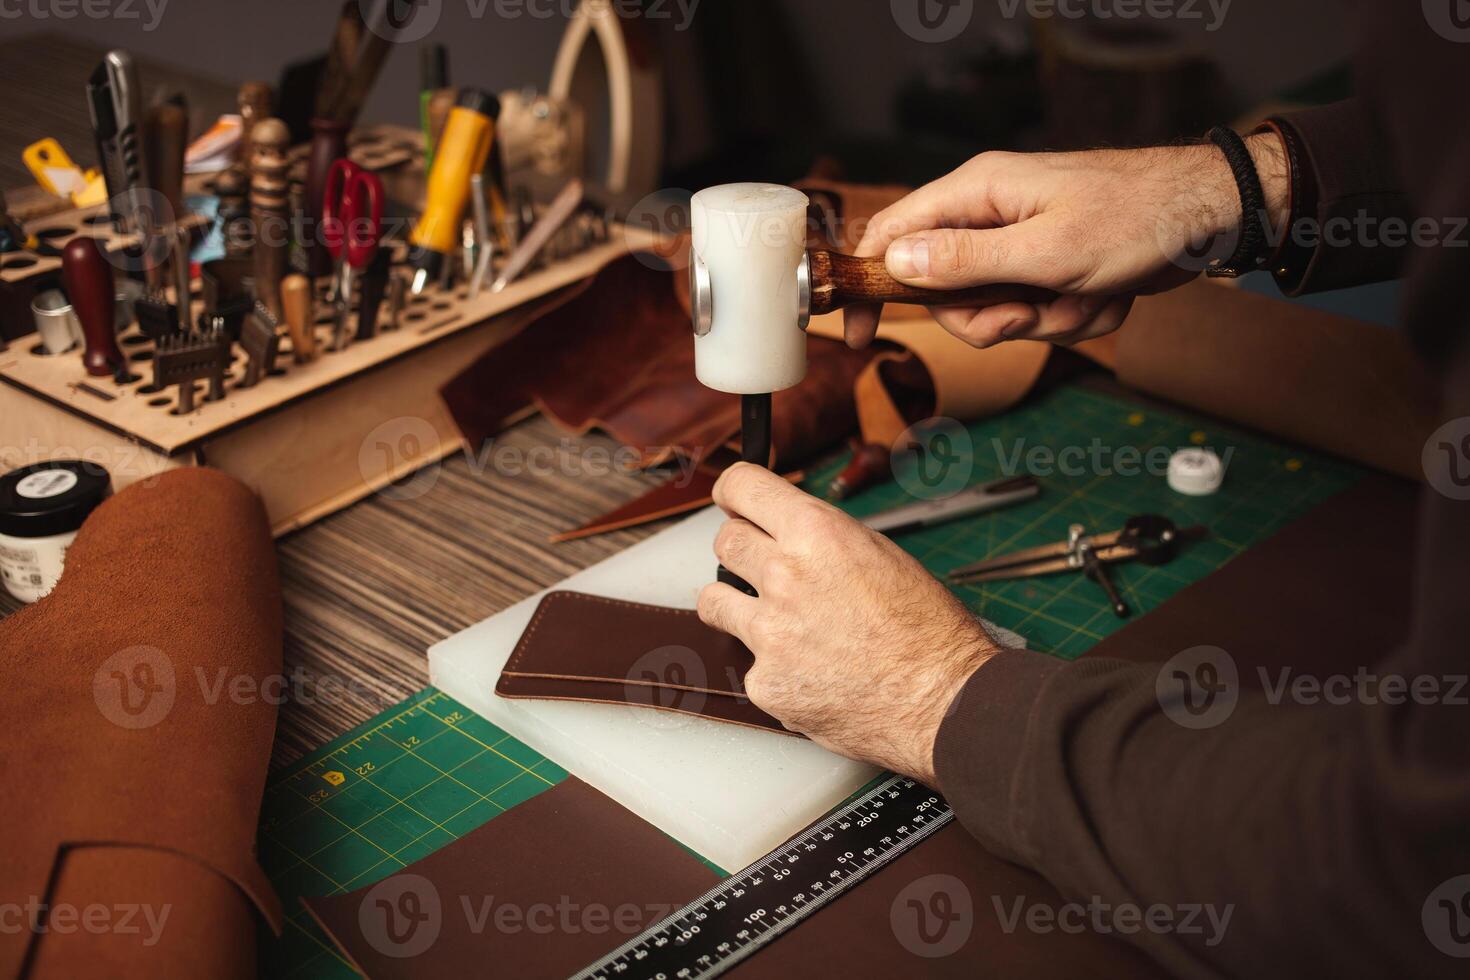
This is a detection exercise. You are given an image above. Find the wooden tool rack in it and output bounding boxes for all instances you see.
[0,125,657,535]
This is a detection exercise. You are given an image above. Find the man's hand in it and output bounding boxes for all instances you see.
[696,463,1001,786]
[844,134,1289,350]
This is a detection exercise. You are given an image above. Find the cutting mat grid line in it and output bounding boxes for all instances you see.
[258,384,1361,976]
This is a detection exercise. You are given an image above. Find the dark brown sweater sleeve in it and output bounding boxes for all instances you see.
[1269,100,1413,295]
[934,350,1470,978]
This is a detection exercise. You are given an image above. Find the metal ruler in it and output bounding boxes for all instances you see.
[568,775,953,979]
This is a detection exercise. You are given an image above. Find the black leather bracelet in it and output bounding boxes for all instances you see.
[1206,125,1268,278]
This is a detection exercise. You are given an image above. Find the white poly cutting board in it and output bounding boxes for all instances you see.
[429,504,1025,872]
[428,506,880,871]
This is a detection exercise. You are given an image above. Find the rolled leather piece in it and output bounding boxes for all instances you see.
[495,591,793,736]
[1103,279,1438,481]
[0,468,284,979]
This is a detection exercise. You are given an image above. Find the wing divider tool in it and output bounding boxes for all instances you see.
[948,515,1207,618]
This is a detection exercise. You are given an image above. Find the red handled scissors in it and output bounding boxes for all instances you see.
[322,158,384,348]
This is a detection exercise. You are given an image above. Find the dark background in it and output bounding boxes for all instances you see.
[2,0,1389,320]
[4,0,1355,182]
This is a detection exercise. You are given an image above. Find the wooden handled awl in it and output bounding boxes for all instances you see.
[804,249,1059,316]
[61,237,127,378]
[280,274,317,363]
[250,118,291,321]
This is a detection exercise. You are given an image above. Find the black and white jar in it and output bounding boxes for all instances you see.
[0,461,112,603]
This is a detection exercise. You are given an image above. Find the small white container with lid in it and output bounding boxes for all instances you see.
[0,460,112,603]
[1167,448,1225,497]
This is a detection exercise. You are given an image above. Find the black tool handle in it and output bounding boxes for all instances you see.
[355,251,391,341]
[1084,550,1131,618]
[717,393,772,598]
[304,118,350,278]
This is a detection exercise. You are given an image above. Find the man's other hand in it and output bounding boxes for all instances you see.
[697,463,1001,786]
[843,135,1289,350]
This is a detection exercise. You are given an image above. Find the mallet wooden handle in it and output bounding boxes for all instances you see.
[807,249,1058,315]
[62,238,124,377]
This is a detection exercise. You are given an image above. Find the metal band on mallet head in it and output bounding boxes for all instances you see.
[690,183,811,395]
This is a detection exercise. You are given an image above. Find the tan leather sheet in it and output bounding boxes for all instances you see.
[1106,279,1438,481]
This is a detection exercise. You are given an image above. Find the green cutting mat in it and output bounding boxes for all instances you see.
[806,384,1362,658]
[258,383,1361,976]
[257,688,569,977]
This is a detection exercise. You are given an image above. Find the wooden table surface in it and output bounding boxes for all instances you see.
[0,34,668,768]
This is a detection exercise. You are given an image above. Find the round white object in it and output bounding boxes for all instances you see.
[1168,448,1225,496]
[0,528,77,604]
[690,183,809,395]
[15,468,79,500]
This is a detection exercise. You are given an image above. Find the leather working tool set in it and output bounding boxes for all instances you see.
[0,5,642,535]
[5,33,611,415]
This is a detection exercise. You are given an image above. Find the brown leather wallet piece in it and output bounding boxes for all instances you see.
[495,591,796,736]
[303,777,719,979]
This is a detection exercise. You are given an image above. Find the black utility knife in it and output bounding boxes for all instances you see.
[86,50,149,236]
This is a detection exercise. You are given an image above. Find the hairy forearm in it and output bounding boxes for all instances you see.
[1188,130,1292,244]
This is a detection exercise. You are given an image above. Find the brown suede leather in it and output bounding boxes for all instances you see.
[439,254,877,472]
[495,591,793,736]
[0,468,284,979]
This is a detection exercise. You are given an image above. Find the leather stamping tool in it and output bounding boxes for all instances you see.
[152,329,228,414]
[61,237,134,382]
[238,302,282,388]
[249,118,292,322]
